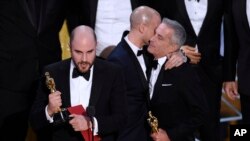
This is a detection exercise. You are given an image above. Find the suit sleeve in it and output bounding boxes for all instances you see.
[223,0,239,81]
[167,65,208,140]
[96,67,128,135]
[29,68,53,131]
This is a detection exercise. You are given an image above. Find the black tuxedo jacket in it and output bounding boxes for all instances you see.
[150,63,208,141]
[107,32,151,140]
[0,0,82,91]
[0,0,83,117]
[0,0,40,116]
[149,3,234,136]
[79,0,150,29]
[149,0,234,85]
[0,0,39,91]
[29,58,127,141]
[36,0,82,68]
[225,0,250,96]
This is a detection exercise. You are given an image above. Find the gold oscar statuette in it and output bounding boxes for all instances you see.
[45,72,71,124]
[45,72,56,93]
[45,72,61,112]
[147,111,159,133]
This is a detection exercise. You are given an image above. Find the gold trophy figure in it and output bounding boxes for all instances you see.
[147,111,159,133]
[45,72,56,93]
[45,72,70,124]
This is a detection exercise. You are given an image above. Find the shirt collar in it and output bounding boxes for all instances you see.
[157,56,167,68]
[124,35,143,56]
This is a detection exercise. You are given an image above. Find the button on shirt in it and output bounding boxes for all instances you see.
[70,61,93,108]
[70,61,98,134]
[149,56,167,99]
[185,0,207,36]
[185,0,207,52]
[124,36,147,79]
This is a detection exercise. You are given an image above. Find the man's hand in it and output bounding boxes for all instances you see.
[223,81,239,100]
[151,128,170,141]
[47,91,62,116]
[165,50,185,70]
[181,45,201,64]
[69,114,92,131]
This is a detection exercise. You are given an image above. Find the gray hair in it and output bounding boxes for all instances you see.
[162,18,186,48]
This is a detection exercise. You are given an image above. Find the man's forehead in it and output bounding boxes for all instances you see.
[158,24,173,36]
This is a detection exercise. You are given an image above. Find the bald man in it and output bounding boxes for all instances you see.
[107,6,185,141]
[30,25,127,141]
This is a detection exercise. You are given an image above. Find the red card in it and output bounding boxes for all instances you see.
[68,105,101,141]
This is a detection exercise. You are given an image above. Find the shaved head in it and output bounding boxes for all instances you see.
[70,25,96,46]
[130,6,160,29]
[70,25,97,73]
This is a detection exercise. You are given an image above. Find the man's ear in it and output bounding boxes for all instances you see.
[139,23,145,33]
[171,44,179,52]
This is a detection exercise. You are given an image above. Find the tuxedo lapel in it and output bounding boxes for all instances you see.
[17,0,37,36]
[178,0,197,38]
[150,67,165,102]
[240,0,250,33]
[37,0,44,34]
[19,0,34,26]
[89,59,103,107]
[198,0,212,37]
[123,41,149,90]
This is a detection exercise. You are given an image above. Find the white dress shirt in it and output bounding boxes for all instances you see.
[95,0,132,55]
[124,36,147,79]
[46,60,98,134]
[149,57,167,99]
[69,61,93,109]
[185,0,207,36]
[185,0,207,52]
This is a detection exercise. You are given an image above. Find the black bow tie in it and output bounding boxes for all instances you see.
[137,50,144,56]
[72,67,90,80]
[152,60,158,70]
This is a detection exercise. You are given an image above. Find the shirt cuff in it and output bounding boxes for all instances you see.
[93,117,99,135]
[45,105,54,123]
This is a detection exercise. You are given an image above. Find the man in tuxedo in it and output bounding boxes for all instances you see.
[148,18,208,141]
[0,1,40,140]
[79,0,150,56]
[35,0,82,69]
[0,0,82,140]
[223,0,250,124]
[149,0,234,140]
[107,6,186,141]
[29,25,127,141]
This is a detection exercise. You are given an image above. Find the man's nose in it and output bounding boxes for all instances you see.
[81,53,86,62]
